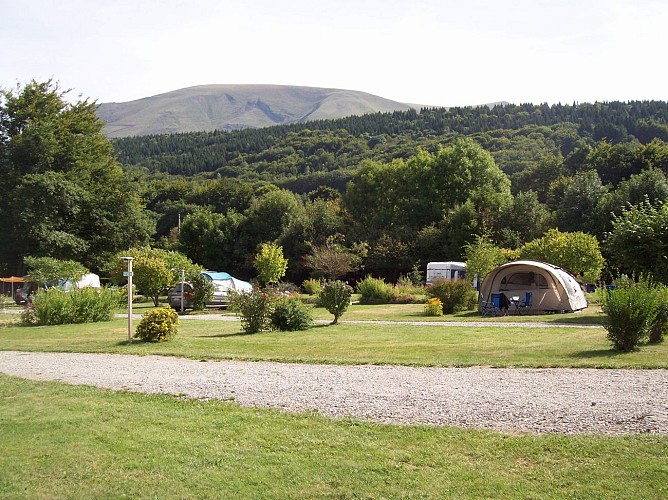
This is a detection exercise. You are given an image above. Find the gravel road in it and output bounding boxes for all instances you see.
[1,351,666,435]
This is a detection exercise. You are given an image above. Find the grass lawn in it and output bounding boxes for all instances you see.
[1,375,666,499]
[0,313,665,368]
[310,302,606,325]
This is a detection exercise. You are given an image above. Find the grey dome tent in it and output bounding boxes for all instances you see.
[479,260,587,314]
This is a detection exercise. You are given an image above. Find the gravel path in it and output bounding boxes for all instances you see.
[1,351,666,436]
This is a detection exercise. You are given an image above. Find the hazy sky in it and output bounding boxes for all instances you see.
[2,0,666,106]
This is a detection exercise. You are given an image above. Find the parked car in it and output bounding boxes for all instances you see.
[168,272,252,310]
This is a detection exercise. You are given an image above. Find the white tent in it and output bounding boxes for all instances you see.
[479,260,587,314]
[61,273,101,291]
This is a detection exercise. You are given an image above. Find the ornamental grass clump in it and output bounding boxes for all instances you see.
[356,275,393,304]
[134,307,179,342]
[424,297,443,316]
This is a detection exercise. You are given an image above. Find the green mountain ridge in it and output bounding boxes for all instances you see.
[96,84,417,137]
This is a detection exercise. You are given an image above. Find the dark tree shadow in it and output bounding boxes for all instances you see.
[570,348,630,359]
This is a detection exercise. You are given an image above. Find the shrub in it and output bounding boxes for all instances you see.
[599,276,660,351]
[271,296,312,331]
[356,275,393,304]
[135,307,179,342]
[426,278,477,314]
[24,287,122,326]
[424,297,443,316]
[190,273,214,311]
[230,288,274,334]
[649,287,668,344]
[302,278,322,296]
[319,280,353,324]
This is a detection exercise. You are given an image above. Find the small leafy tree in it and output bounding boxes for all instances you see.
[463,234,508,285]
[319,280,353,324]
[24,256,88,287]
[254,243,288,286]
[303,240,363,279]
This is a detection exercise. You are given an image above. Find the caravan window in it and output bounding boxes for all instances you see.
[500,272,548,289]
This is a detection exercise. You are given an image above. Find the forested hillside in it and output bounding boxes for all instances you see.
[111,100,668,283]
[113,101,668,173]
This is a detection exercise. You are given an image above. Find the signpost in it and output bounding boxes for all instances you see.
[180,269,185,313]
[121,257,133,343]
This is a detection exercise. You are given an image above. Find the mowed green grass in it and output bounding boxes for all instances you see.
[0,313,665,368]
[1,375,666,499]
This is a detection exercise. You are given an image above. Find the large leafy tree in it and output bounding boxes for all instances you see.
[519,228,605,283]
[605,199,668,283]
[0,80,154,274]
[345,139,512,237]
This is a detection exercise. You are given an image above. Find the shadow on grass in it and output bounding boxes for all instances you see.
[548,315,605,325]
[571,348,628,359]
[196,323,332,338]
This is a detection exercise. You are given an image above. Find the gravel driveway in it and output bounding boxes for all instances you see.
[1,351,666,436]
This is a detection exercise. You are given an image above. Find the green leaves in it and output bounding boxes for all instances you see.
[519,229,604,283]
[254,243,288,285]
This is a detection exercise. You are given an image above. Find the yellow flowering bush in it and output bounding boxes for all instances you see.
[134,307,179,342]
[424,297,443,316]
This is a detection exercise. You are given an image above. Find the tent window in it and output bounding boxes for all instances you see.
[500,272,548,288]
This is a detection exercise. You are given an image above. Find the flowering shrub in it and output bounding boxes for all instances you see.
[230,288,274,334]
[134,307,179,342]
[424,297,443,316]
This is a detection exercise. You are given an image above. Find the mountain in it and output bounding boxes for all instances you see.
[96,84,416,138]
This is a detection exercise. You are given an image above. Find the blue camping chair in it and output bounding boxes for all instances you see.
[517,292,533,314]
[481,292,503,316]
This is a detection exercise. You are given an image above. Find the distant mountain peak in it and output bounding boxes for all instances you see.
[96,84,415,138]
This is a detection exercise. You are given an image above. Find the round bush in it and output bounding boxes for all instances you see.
[271,297,313,331]
[135,307,179,342]
[426,278,477,314]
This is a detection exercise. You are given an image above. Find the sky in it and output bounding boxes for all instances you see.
[1,0,667,107]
